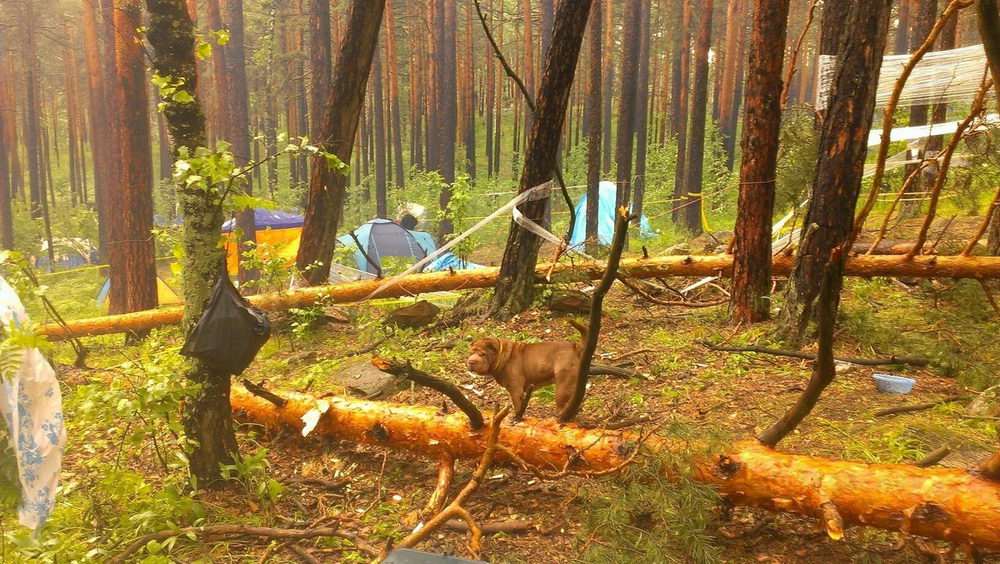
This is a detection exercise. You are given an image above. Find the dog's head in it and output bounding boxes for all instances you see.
[466,338,502,375]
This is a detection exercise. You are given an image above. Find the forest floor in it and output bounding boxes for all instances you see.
[6,216,1000,563]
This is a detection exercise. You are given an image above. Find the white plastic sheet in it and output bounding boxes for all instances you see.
[817,45,990,109]
[0,276,65,530]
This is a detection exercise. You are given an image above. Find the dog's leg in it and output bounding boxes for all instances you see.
[554,370,577,414]
[512,386,532,421]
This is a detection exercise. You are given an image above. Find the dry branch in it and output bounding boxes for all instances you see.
[39,254,1000,340]
[700,342,930,367]
[561,208,632,422]
[109,524,378,564]
[915,445,952,468]
[874,396,969,417]
[372,357,484,430]
[230,387,1000,549]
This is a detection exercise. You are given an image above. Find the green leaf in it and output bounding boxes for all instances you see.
[195,41,213,59]
[214,29,230,45]
[171,90,194,104]
[145,539,162,554]
[231,194,277,211]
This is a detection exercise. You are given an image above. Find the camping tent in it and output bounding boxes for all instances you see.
[337,219,485,275]
[34,238,99,272]
[337,219,436,274]
[569,181,657,247]
[221,209,304,274]
[96,276,183,310]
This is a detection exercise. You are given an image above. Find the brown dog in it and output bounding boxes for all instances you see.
[466,320,589,420]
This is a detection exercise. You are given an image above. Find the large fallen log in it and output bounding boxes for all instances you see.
[230,387,1000,550]
[41,254,1000,340]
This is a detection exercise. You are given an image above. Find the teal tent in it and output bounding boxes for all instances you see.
[570,181,657,247]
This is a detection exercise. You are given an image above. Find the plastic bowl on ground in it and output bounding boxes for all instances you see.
[872,373,916,394]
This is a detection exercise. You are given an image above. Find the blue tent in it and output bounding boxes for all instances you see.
[338,219,484,274]
[221,209,304,232]
[569,181,657,247]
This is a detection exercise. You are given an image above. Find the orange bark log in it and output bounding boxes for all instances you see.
[39,255,1000,340]
[230,388,1000,549]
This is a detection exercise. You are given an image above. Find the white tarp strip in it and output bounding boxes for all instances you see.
[867,113,1000,146]
[817,45,989,109]
[0,277,65,530]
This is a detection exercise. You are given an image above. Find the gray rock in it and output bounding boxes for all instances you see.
[384,300,440,329]
[968,385,1000,416]
[329,360,401,399]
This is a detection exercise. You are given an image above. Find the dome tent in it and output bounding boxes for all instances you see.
[221,209,304,274]
[569,181,657,247]
[337,219,437,275]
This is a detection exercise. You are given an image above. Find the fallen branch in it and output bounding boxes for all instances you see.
[443,519,535,535]
[39,254,1000,340]
[874,396,969,417]
[230,387,1000,548]
[385,407,510,561]
[619,276,728,308]
[372,357,485,430]
[915,445,952,468]
[757,250,841,448]
[588,363,640,379]
[109,524,378,564]
[242,379,289,409]
[561,209,632,422]
[700,342,930,367]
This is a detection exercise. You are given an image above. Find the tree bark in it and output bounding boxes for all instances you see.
[0,46,11,249]
[109,0,157,318]
[40,254,1000,340]
[309,0,331,143]
[585,0,602,251]
[978,0,1000,253]
[435,0,457,238]
[729,0,792,324]
[490,0,595,319]
[894,0,912,55]
[614,0,643,210]
[900,0,938,218]
[231,387,1000,550]
[463,3,476,182]
[372,48,388,218]
[782,0,893,343]
[671,0,692,224]
[632,0,652,220]
[145,0,238,487]
[384,0,405,188]
[718,0,748,170]
[682,0,714,234]
[22,0,43,222]
[601,0,614,173]
[295,0,384,285]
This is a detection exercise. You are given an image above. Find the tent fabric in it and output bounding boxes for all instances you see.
[569,181,657,247]
[224,226,302,274]
[425,253,485,272]
[221,209,304,232]
[338,219,436,274]
[96,276,182,309]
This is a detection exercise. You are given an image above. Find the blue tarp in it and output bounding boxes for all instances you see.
[337,219,484,274]
[221,209,304,232]
[569,181,657,247]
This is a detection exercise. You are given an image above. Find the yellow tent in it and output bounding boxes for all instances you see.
[97,275,183,311]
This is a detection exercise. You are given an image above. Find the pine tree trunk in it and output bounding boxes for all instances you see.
[0,46,11,249]
[521,0,536,141]
[601,0,614,173]
[22,0,43,221]
[385,0,405,188]
[145,0,238,488]
[108,0,157,318]
[894,0,912,55]
[925,9,958,158]
[632,0,652,220]
[296,0,384,285]
[493,15,503,177]
[309,0,331,143]
[614,0,642,210]
[730,0,792,324]
[82,0,109,251]
[671,0,692,224]
[682,0,714,234]
[901,0,937,218]
[485,0,496,178]
[718,0,748,170]
[781,0,892,343]
[436,0,457,238]
[463,3,476,181]
[585,0,602,251]
[373,48,388,218]
[491,0,594,319]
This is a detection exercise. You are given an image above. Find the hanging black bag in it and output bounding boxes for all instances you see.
[180,269,271,375]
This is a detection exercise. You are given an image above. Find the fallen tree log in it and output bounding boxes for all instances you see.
[230,387,1000,550]
[41,254,1000,340]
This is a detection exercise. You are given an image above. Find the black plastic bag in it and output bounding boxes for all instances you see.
[180,271,271,375]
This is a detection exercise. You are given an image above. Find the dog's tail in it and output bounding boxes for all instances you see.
[567,318,590,352]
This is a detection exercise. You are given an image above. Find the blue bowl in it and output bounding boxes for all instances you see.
[872,373,915,394]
